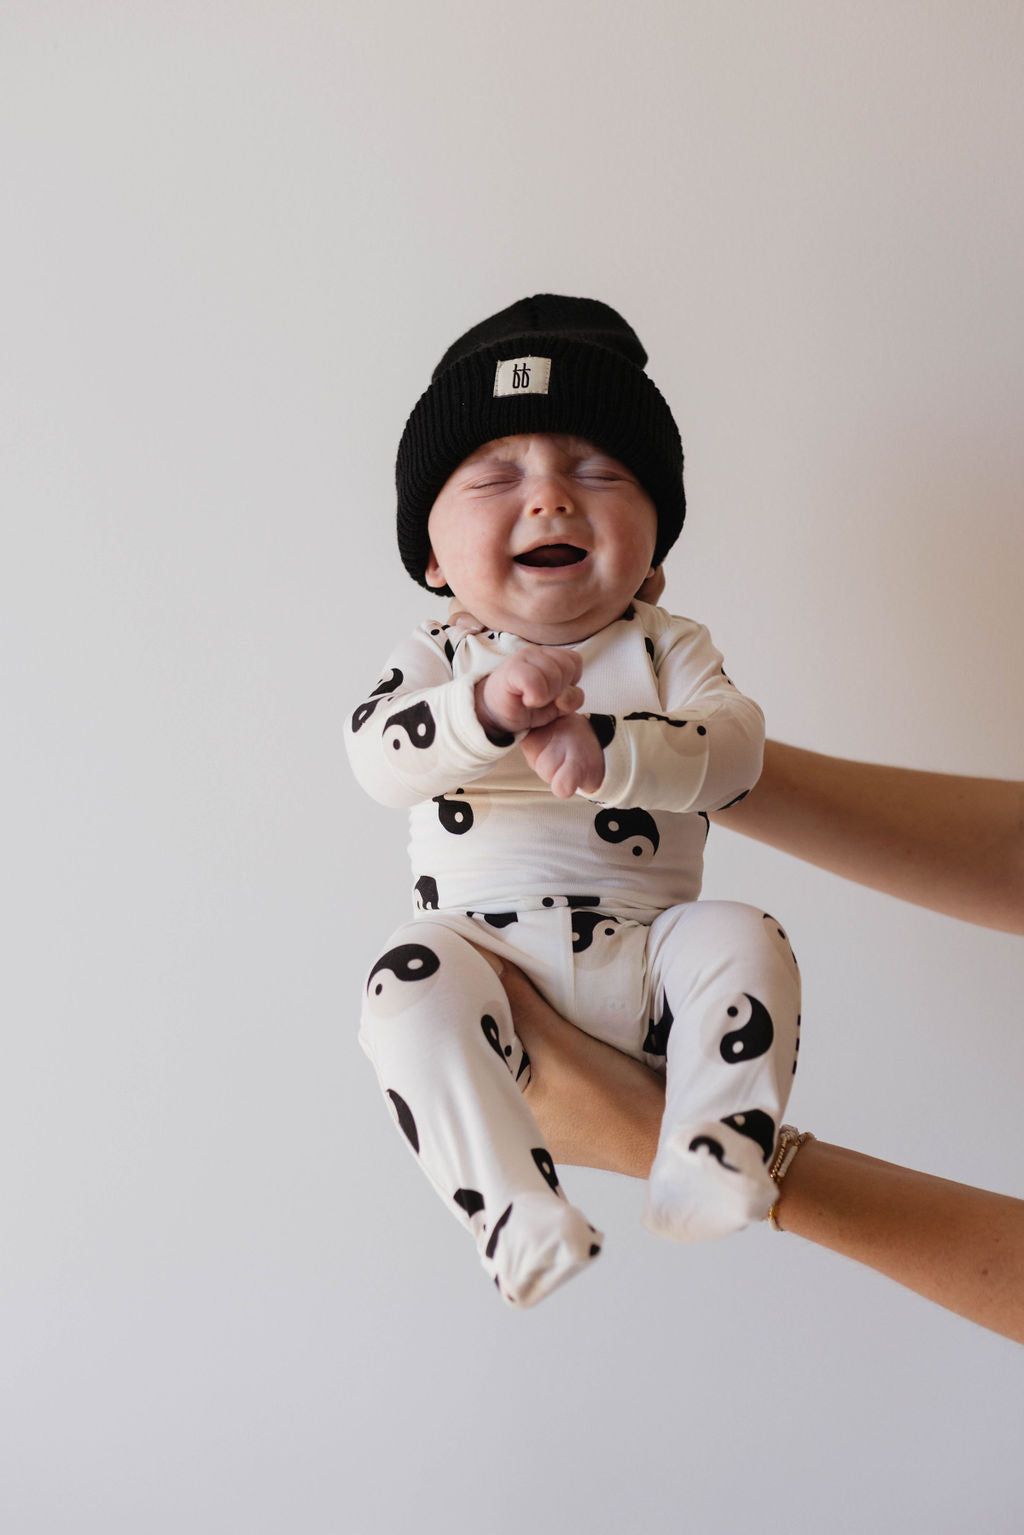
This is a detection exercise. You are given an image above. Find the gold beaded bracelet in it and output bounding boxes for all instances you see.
[766,1125,814,1231]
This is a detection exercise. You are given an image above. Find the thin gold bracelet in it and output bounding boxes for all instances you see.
[766,1125,814,1231]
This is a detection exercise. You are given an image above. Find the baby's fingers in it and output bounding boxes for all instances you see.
[540,646,583,700]
[547,763,579,799]
[553,684,585,716]
[515,650,576,707]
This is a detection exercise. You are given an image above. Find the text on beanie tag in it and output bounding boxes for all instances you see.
[493,356,552,398]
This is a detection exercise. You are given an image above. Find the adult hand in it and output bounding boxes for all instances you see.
[635,566,666,605]
[484,956,1024,1344]
[448,600,485,633]
[478,955,663,1176]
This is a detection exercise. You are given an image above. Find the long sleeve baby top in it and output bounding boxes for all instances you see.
[344,600,764,918]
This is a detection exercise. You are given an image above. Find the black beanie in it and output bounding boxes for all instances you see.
[395,294,685,591]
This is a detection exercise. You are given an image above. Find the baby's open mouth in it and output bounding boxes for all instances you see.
[514,544,587,568]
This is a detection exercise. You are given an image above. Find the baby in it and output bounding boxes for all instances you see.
[345,294,801,1307]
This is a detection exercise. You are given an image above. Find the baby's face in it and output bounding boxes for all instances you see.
[425,434,657,645]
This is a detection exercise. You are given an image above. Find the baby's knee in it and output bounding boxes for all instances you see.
[361,921,514,1045]
[689,900,801,979]
[358,921,531,1096]
[362,924,448,1023]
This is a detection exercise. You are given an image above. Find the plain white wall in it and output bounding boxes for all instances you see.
[3,3,1022,1532]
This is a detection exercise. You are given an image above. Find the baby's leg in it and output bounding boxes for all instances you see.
[360,920,602,1307]
[642,901,801,1242]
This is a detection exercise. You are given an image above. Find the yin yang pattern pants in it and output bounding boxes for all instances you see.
[360,899,801,1308]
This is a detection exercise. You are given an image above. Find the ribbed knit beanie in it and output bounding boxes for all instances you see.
[395,294,685,591]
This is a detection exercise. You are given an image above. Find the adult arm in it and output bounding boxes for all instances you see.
[777,1139,1024,1343]
[496,960,1024,1345]
[711,741,1024,935]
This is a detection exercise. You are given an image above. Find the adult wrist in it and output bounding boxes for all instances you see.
[766,1125,815,1232]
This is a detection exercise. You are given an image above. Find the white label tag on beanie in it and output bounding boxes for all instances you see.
[493,356,551,397]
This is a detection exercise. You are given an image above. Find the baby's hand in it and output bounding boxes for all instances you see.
[522,714,605,799]
[476,646,584,736]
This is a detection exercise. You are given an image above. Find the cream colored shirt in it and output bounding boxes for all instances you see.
[345,600,764,918]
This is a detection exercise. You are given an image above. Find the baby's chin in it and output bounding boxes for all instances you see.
[456,595,645,646]
[478,610,606,647]
[444,579,642,646]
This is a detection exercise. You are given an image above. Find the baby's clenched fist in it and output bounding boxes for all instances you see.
[475,645,585,736]
[521,714,605,799]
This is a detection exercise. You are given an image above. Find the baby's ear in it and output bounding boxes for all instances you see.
[424,550,447,588]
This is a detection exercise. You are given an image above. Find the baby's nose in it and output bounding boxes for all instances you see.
[528,478,574,515]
